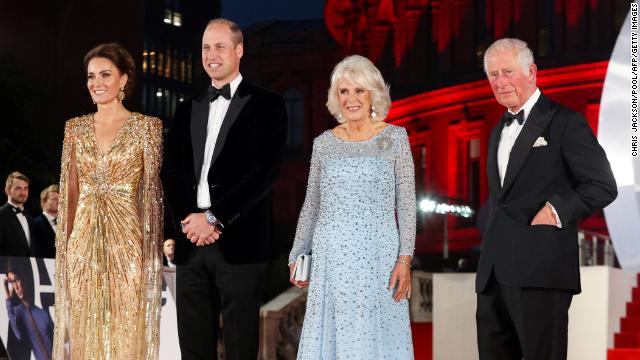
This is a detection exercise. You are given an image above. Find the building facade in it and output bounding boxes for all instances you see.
[141,0,220,122]
[331,0,627,261]
[244,1,627,265]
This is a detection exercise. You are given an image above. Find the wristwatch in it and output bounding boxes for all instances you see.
[204,210,219,226]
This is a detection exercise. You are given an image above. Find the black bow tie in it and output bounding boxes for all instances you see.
[11,206,23,214]
[504,110,525,126]
[207,83,231,101]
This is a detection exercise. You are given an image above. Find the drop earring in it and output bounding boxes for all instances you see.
[371,106,377,119]
[117,88,125,102]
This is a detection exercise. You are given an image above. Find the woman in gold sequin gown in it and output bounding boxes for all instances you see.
[53,43,163,360]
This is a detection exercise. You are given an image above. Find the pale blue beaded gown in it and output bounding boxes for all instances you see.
[289,124,416,359]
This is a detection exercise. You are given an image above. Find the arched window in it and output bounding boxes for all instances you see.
[283,88,304,146]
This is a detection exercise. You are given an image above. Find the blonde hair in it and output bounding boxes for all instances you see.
[483,38,534,76]
[40,184,59,207]
[5,171,29,192]
[326,55,391,123]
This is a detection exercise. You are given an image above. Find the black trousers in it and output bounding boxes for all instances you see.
[176,245,266,360]
[476,273,573,360]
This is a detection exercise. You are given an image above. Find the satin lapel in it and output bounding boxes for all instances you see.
[209,82,252,168]
[47,221,56,237]
[191,92,210,182]
[487,122,503,198]
[9,213,29,247]
[500,95,556,198]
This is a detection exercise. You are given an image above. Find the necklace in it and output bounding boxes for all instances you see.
[345,124,375,141]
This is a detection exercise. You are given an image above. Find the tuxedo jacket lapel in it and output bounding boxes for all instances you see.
[487,121,503,199]
[209,80,252,168]
[46,217,56,236]
[500,94,556,197]
[191,91,210,182]
[8,210,30,249]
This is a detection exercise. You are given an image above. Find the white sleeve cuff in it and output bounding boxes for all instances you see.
[546,202,562,228]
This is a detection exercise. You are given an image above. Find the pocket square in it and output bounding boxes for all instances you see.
[533,137,548,147]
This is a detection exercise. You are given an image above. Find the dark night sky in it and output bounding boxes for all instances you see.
[221,0,325,27]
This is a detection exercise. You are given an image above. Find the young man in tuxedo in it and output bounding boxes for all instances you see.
[162,18,287,359]
[475,38,617,359]
[0,172,34,257]
[31,185,58,258]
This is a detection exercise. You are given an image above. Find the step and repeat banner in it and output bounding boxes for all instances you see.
[0,256,180,360]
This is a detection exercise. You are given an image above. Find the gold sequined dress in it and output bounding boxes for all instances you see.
[53,113,163,360]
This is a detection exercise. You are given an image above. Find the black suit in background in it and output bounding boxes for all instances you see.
[31,214,56,258]
[162,79,287,359]
[0,203,33,257]
[475,93,617,359]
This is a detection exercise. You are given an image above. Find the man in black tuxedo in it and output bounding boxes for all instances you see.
[31,185,58,258]
[475,38,617,359]
[162,18,287,359]
[0,172,34,257]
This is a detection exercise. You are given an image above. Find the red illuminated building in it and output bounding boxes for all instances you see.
[389,61,609,254]
[243,1,627,266]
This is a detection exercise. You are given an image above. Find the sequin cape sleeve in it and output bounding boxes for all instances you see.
[394,127,416,257]
[140,116,164,360]
[53,117,80,359]
[288,135,323,265]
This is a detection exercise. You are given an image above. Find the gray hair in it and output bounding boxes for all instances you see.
[483,38,534,76]
[326,55,391,123]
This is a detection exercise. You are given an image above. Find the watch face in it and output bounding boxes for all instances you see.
[204,211,216,225]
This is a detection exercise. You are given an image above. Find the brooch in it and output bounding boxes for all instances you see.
[377,137,393,150]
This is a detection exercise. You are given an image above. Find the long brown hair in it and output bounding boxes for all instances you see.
[84,43,136,98]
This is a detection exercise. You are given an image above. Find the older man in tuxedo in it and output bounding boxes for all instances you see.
[162,18,287,359]
[0,172,34,257]
[475,38,618,359]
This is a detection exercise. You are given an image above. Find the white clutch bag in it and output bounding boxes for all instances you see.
[293,254,312,282]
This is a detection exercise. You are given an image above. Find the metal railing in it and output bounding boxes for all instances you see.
[578,230,616,267]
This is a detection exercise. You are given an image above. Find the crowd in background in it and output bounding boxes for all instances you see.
[0,171,175,265]
[0,171,58,259]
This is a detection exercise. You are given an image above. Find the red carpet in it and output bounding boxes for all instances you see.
[608,273,640,360]
[411,322,433,360]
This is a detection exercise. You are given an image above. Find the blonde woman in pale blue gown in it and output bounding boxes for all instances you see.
[289,55,416,359]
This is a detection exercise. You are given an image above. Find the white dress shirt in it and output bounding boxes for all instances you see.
[8,200,30,246]
[497,88,541,185]
[197,74,243,209]
[496,88,562,227]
